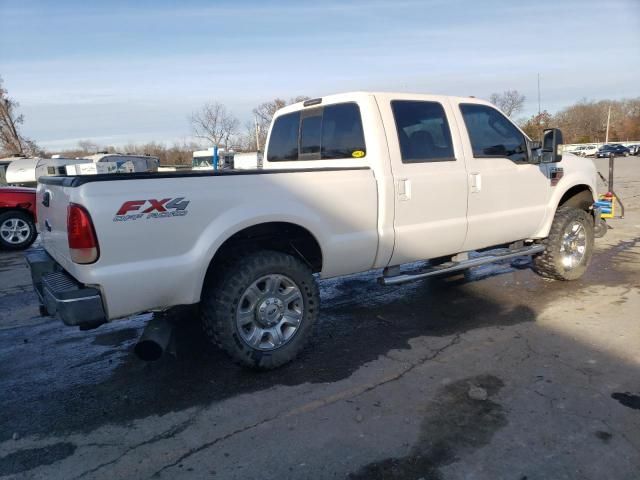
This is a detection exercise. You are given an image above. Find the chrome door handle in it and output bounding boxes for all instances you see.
[470,173,481,193]
[398,179,411,201]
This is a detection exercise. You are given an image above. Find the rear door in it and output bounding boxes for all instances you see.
[451,101,550,250]
[378,96,469,265]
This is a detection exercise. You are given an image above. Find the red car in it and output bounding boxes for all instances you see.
[0,186,38,250]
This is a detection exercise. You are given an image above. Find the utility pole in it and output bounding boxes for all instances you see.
[605,105,611,144]
[254,115,261,152]
[537,73,541,115]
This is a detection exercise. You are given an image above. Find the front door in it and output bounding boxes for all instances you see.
[451,102,550,250]
[379,97,469,266]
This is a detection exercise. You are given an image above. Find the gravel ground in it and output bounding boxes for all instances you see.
[0,156,639,479]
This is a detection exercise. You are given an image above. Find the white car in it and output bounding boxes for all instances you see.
[28,91,604,369]
[572,145,598,157]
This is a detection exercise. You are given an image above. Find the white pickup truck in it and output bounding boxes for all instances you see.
[27,92,605,369]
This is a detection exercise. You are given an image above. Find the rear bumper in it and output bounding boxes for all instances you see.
[25,248,107,329]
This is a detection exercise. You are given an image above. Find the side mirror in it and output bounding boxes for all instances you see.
[542,128,563,163]
[527,140,542,164]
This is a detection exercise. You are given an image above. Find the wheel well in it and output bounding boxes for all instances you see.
[0,207,34,219]
[558,185,594,211]
[207,222,323,276]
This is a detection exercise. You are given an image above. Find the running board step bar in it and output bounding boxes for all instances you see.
[379,244,545,286]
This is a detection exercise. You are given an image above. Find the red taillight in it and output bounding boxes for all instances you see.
[67,203,99,264]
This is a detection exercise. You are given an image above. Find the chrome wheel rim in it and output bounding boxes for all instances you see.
[0,218,31,245]
[236,274,304,351]
[560,221,587,269]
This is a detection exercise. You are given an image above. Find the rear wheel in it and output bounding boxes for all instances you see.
[0,210,37,250]
[201,250,320,370]
[533,206,594,280]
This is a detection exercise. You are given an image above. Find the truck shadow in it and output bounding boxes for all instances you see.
[0,264,537,440]
[0,237,637,440]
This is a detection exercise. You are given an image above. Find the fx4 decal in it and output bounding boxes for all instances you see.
[113,198,190,221]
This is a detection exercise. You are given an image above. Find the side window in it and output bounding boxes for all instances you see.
[267,111,300,162]
[321,103,366,159]
[391,100,455,163]
[267,102,366,161]
[459,104,527,162]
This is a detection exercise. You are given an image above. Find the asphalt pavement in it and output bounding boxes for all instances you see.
[0,157,639,479]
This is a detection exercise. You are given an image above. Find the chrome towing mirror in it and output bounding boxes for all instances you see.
[542,128,563,163]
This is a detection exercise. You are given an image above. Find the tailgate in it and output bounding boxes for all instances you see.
[36,180,73,267]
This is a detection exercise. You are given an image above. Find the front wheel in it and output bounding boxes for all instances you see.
[201,250,320,370]
[0,210,37,250]
[533,206,594,280]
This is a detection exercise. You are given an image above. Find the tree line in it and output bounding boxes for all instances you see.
[489,89,640,144]
[520,98,640,144]
[1,74,638,165]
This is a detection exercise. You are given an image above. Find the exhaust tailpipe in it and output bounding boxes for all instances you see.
[134,315,174,361]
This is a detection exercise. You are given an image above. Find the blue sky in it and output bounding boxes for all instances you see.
[1,0,639,150]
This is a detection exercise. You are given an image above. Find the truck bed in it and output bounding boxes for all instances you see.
[37,167,379,319]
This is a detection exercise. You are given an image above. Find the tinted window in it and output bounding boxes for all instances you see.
[267,111,300,162]
[300,114,322,156]
[391,101,455,163]
[321,103,366,159]
[267,102,366,161]
[460,104,527,161]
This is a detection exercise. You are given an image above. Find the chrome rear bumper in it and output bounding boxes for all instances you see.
[25,248,107,329]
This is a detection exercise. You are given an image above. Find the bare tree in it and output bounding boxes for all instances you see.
[253,96,309,150]
[0,75,40,156]
[190,102,239,149]
[235,120,259,152]
[519,111,553,141]
[489,90,526,117]
[77,140,99,154]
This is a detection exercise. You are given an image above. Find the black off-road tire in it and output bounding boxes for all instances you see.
[0,210,37,250]
[201,250,320,370]
[533,206,594,280]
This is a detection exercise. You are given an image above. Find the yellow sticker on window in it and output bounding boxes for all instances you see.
[352,150,365,158]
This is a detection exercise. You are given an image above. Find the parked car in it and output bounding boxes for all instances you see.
[572,145,598,157]
[28,91,604,370]
[0,186,37,250]
[0,160,12,186]
[627,144,640,156]
[596,144,631,157]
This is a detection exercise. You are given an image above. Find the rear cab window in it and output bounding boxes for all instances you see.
[267,102,366,162]
[266,111,300,162]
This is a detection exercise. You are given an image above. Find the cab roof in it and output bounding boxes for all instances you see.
[276,91,492,116]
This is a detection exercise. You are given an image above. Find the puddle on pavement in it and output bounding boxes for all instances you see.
[611,392,640,410]
[595,430,613,442]
[0,442,76,476]
[348,374,507,480]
